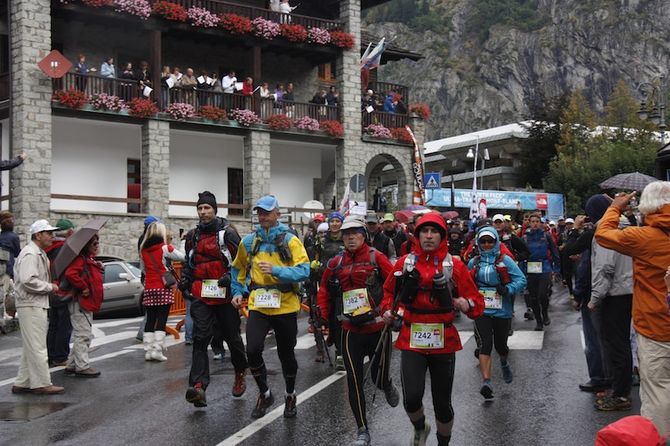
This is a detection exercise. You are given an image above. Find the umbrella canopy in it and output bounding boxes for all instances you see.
[442,211,460,220]
[599,172,657,191]
[402,205,430,212]
[52,217,108,278]
[394,210,414,224]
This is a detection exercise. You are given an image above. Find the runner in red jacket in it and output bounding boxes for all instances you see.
[381,212,484,446]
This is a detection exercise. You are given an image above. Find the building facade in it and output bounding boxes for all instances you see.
[6,0,423,259]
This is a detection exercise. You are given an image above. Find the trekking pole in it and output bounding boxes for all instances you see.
[311,291,333,367]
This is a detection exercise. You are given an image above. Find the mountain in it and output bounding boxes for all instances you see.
[363,0,670,140]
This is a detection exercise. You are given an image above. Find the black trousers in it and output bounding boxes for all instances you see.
[600,294,633,398]
[474,315,510,357]
[189,299,248,389]
[144,305,170,332]
[246,310,298,394]
[527,272,552,323]
[47,305,72,362]
[342,328,391,429]
[401,350,455,424]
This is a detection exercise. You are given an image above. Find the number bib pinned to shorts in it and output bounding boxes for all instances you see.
[202,279,226,298]
[254,288,281,308]
[342,288,371,315]
[481,289,502,310]
[409,323,444,349]
[527,261,543,274]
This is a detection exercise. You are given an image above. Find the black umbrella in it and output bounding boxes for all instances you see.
[599,172,657,191]
[52,217,108,278]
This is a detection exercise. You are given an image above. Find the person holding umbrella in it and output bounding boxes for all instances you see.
[62,234,104,377]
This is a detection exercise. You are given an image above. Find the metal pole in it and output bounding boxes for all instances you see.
[660,74,667,145]
[480,155,485,190]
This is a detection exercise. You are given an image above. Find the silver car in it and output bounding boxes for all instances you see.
[95,256,144,317]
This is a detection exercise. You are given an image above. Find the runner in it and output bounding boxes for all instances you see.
[231,195,310,419]
[467,227,526,400]
[381,212,484,446]
[317,216,398,446]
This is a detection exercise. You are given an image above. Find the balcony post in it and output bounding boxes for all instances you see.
[149,29,162,108]
[141,120,170,217]
[9,0,52,230]
[243,130,271,218]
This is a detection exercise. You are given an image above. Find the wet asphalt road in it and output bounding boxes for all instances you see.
[0,285,640,446]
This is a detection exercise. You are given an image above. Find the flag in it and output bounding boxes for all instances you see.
[406,125,425,205]
[360,42,372,68]
[468,136,480,220]
[450,174,455,210]
[360,38,386,71]
[339,182,351,216]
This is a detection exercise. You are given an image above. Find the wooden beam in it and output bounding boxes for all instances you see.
[149,29,162,107]
[252,46,261,84]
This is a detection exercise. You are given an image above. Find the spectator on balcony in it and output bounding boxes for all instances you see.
[136,61,152,98]
[197,70,212,108]
[283,82,295,118]
[326,86,338,106]
[173,66,183,82]
[259,82,271,119]
[396,96,408,115]
[100,57,116,78]
[383,93,399,113]
[211,73,223,108]
[74,54,95,93]
[268,0,280,12]
[273,83,285,110]
[178,68,197,104]
[310,89,327,105]
[279,0,297,23]
[221,70,236,94]
[119,62,135,101]
[362,89,375,112]
[242,77,254,96]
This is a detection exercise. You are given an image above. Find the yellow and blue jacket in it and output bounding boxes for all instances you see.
[231,223,310,315]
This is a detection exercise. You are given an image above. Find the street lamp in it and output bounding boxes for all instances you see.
[467,146,490,190]
[638,74,667,146]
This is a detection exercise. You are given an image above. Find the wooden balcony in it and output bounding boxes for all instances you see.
[367,81,409,104]
[362,110,409,130]
[54,73,145,102]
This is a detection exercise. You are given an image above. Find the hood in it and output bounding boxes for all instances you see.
[475,226,500,262]
[254,222,290,242]
[642,203,670,229]
[413,212,449,258]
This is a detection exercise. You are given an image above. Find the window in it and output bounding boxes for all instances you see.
[127,159,141,213]
[318,62,337,84]
[104,263,126,283]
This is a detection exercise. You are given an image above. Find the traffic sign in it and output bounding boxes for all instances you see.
[349,174,367,193]
[424,172,441,189]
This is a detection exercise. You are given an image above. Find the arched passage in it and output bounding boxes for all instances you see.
[364,152,410,212]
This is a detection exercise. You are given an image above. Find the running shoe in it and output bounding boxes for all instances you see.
[410,421,431,446]
[335,355,345,371]
[251,391,274,418]
[523,309,534,321]
[501,363,513,383]
[480,383,494,400]
[284,393,297,418]
[352,427,370,446]
[595,396,631,411]
[185,383,207,407]
[232,371,246,397]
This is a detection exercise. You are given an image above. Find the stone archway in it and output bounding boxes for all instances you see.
[364,151,411,212]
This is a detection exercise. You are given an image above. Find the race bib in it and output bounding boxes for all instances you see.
[481,289,502,310]
[409,323,444,349]
[201,280,226,298]
[342,288,371,315]
[254,288,281,308]
[527,261,543,274]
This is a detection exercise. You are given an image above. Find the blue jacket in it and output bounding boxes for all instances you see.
[522,228,560,274]
[383,95,397,113]
[468,227,527,319]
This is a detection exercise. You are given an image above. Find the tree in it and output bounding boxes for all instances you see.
[555,90,596,158]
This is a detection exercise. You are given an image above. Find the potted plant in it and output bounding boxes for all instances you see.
[166,102,195,120]
[128,97,159,118]
[52,89,89,109]
[220,13,253,35]
[114,0,151,19]
[152,1,188,21]
[267,114,293,131]
[320,120,344,138]
[295,116,320,132]
[409,103,431,119]
[187,6,220,28]
[280,24,308,43]
[365,123,393,140]
[230,109,262,127]
[90,93,127,113]
[329,30,355,49]
[199,105,227,123]
[391,127,413,144]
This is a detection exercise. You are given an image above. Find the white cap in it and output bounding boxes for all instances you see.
[565,218,575,224]
[492,214,505,223]
[341,215,366,231]
[29,219,60,234]
[317,222,329,233]
[549,220,556,226]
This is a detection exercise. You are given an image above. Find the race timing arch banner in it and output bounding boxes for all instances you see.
[426,188,565,220]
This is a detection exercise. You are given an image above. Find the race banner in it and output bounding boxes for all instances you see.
[406,125,425,205]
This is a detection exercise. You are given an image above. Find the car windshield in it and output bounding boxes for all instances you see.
[126,263,141,278]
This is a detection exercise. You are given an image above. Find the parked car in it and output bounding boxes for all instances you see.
[95,256,144,317]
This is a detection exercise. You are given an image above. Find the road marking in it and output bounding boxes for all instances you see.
[459,330,474,345]
[216,371,348,446]
[581,330,585,349]
[507,331,544,350]
[93,317,144,328]
[92,326,106,339]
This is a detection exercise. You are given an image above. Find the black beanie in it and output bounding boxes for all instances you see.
[197,191,217,214]
[585,194,611,223]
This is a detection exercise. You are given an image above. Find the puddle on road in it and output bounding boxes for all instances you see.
[0,402,70,421]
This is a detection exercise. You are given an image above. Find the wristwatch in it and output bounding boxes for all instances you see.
[466,298,475,311]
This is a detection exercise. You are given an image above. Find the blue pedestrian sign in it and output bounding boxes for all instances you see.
[424,172,441,189]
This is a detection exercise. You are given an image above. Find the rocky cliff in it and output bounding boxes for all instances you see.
[364,0,670,140]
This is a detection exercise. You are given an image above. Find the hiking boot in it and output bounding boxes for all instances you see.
[31,385,65,395]
[595,396,632,411]
[579,381,610,393]
[232,371,247,397]
[251,391,274,419]
[384,382,400,408]
[49,359,68,367]
[284,393,297,418]
[523,309,534,321]
[501,363,513,383]
[542,313,551,326]
[351,427,371,446]
[410,421,431,446]
[74,367,101,378]
[11,385,31,394]
[185,383,207,407]
[335,355,345,371]
[480,383,494,400]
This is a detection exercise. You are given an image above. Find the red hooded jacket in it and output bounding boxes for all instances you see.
[381,212,484,354]
[64,255,104,312]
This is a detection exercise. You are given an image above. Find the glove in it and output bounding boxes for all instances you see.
[310,260,321,271]
[496,283,508,297]
[218,273,231,288]
[399,269,420,305]
[178,276,191,293]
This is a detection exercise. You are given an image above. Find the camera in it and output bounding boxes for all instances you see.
[584,217,591,223]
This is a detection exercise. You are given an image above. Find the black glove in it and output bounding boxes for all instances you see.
[496,283,508,297]
[218,273,231,288]
[399,269,420,305]
[178,276,191,293]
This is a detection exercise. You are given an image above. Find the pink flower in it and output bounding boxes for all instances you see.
[295,116,320,131]
[187,7,220,28]
[114,0,151,19]
[230,109,261,127]
[365,124,392,139]
[90,93,127,112]
[252,17,281,40]
[308,27,331,45]
[166,102,195,120]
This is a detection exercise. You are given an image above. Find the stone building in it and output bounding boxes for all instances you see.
[4,0,423,259]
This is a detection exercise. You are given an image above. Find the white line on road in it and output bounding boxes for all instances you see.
[93,317,144,328]
[91,326,106,339]
[581,330,585,350]
[507,331,544,350]
[216,371,347,446]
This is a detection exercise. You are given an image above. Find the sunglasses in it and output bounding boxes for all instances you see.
[479,238,495,245]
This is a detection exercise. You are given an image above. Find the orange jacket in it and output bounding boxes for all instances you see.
[595,205,670,342]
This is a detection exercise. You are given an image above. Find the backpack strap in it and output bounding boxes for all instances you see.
[442,253,453,282]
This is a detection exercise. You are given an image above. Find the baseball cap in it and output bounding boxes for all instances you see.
[313,213,325,223]
[365,213,379,223]
[565,218,575,224]
[29,219,60,234]
[316,222,329,233]
[254,195,279,212]
[341,216,366,231]
[549,220,556,226]
[56,218,75,230]
[143,215,159,227]
[492,214,505,223]
[382,213,394,222]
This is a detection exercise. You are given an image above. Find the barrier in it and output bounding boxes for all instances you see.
[166,262,186,339]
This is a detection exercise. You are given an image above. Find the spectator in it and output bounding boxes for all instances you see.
[119,62,135,101]
[595,183,670,435]
[383,93,397,113]
[221,70,236,94]
[63,235,104,377]
[284,82,295,117]
[173,66,182,81]
[0,211,20,279]
[11,219,64,395]
[196,70,212,107]
[268,0,280,12]
[381,213,407,255]
[259,82,271,118]
[326,86,338,106]
[274,83,284,110]
[242,77,254,96]
[100,57,116,94]
[210,73,223,108]
[279,0,296,23]
[311,89,326,105]
[74,53,95,92]
[135,60,152,96]
[178,68,197,104]
[362,89,375,111]
[160,65,173,107]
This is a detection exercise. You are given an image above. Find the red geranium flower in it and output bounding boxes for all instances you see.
[321,120,344,138]
[329,30,355,49]
[220,13,253,34]
[52,89,89,109]
[128,98,159,118]
[153,1,188,22]
[280,24,308,43]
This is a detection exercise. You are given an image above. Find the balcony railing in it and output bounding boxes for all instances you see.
[53,72,339,124]
[0,73,9,102]
[367,81,409,105]
[362,110,408,130]
[150,0,342,31]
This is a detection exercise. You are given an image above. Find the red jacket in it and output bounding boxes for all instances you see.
[381,212,484,354]
[317,244,393,334]
[187,229,237,305]
[141,243,176,290]
[64,255,104,312]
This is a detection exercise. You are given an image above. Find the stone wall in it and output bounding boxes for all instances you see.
[243,131,271,215]
[141,120,170,217]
